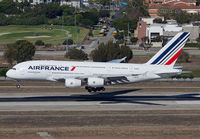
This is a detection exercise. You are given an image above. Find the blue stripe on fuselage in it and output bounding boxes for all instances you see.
[157,33,189,65]
[151,32,188,64]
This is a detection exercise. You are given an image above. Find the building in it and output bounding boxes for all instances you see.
[146,0,197,5]
[135,21,200,46]
[146,0,200,17]
[13,0,53,5]
[136,21,147,44]
[60,0,81,8]
[81,0,89,6]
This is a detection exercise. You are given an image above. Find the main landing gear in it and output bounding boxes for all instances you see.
[16,81,21,88]
[85,86,105,93]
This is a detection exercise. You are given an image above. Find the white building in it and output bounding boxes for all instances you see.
[60,0,81,8]
[81,0,89,6]
[146,22,200,46]
[147,23,183,43]
[13,0,53,5]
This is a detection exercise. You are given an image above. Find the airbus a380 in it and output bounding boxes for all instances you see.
[6,32,190,93]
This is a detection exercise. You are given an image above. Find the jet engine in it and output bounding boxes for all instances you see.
[87,77,104,87]
[65,79,81,88]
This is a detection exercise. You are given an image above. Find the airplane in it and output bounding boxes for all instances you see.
[6,32,190,93]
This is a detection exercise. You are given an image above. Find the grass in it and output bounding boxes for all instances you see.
[178,70,200,78]
[0,25,89,45]
[192,70,200,77]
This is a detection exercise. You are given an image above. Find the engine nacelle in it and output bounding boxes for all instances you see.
[65,79,81,88]
[88,77,104,87]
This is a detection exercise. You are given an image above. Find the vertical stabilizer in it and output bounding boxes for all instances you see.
[146,32,190,66]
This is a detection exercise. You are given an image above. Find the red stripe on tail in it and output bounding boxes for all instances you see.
[165,48,183,65]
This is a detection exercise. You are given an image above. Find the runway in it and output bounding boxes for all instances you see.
[0,82,200,138]
[0,89,200,111]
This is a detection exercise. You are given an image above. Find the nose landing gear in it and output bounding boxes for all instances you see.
[16,81,21,88]
[85,86,105,93]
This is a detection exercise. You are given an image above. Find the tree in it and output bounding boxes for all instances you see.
[3,45,16,66]
[125,0,149,18]
[114,32,124,41]
[0,0,21,15]
[153,18,166,24]
[158,7,191,24]
[4,40,35,64]
[119,45,133,62]
[61,5,75,16]
[90,40,132,62]
[174,9,191,24]
[130,37,138,44]
[97,0,111,6]
[63,39,74,45]
[88,29,93,37]
[99,10,110,18]
[65,48,88,60]
[111,17,137,35]
[141,36,152,50]
[35,40,45,46]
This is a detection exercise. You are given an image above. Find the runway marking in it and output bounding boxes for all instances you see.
[37,132,53,139]
[1,86,200,89]
[2,114,200,117]
[176,101,200,104]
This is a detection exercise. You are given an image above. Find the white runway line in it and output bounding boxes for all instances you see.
[176,101,200,104]
[37,132,53,139]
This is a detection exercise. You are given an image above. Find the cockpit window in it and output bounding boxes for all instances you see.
[12,68,16,70]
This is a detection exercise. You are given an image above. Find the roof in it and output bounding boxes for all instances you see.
[149,3,200,9]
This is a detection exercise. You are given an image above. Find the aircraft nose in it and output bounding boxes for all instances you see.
[6,70,13,78]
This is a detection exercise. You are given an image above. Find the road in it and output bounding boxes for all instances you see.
[88,27,116,48]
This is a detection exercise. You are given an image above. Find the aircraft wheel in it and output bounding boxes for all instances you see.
[16,84,20,88]
[93,89,97,92]
[88,88,92,92]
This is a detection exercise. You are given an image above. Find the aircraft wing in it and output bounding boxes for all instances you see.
[49,73,141,85]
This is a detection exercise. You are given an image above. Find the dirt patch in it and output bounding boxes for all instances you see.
[1,110,200,138]
[0,32,10,36]
[24,36,50,39]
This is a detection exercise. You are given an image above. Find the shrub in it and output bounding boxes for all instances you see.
[0,68,8,78]
[35,40,45,46]
[130,37,138,44]
[185,43,200,48]
[63,39,74,45]
[45,43,52,48]
[88,29,93,37]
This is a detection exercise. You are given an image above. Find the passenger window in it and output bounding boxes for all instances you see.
[12,68,16,70]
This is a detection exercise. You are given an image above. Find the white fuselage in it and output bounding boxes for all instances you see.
[6,60,181,86]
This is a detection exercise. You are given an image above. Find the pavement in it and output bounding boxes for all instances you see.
[0,82,199,111]
[0,82,200,138]
[0,92,200,111]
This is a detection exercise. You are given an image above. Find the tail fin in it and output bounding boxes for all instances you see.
[146,32,190,66]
